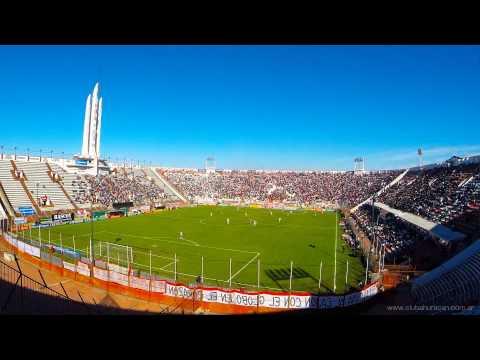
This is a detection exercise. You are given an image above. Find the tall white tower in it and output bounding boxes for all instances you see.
[81,82,103,160]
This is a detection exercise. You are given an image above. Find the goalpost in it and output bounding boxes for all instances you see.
[333,210,338,293]
[97,241,133,269]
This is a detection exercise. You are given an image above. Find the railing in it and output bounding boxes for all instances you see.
[0,255,92,314]
[0,149,157,171]
[0,181,16,218]
[2,230,380,313]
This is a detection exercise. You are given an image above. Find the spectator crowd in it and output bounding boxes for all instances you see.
[378,163,480,238]
[352,204,431,265]
[71,169,166,207]
[162,169,400,207]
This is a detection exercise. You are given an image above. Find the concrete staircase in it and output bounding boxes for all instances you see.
[0,160,36,213]
[45,162,78,210]
[49,163,91,209]
[350,168,410,213]
[147,167,188,203]
[14,160,73,211]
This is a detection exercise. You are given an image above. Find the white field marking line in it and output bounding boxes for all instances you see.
[159,259,178,271]
[102,230,257,255]
[227,252,260,283]
[183,238,200,246]
[144,268,302,293]
[198,219,336,231]
[74,230,108,238]
[37,230,108,240]
[146,253,176,261]
[102,231,171,240]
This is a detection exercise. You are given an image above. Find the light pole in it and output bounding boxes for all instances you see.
[14,146,17,160]
[1,145,3,160]
[36,182,39,207]
[89,184,95,264]
[39,149,42,162]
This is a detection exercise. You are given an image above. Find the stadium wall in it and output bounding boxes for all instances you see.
[1,233,378,314]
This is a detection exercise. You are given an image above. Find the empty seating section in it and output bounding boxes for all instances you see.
[411,240,480,306]
[14,161,73,211]
[0,159,34,211]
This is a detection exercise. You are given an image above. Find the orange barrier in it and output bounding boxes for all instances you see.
[1,234,379,314]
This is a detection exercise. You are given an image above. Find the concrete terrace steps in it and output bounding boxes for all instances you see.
[411,239,480,306]
[0,159,36,212]
[48,163,90,209]
[350,168,410,213]
[14,160,74,211]
[148,167,188,203]
[45,162,79,210]
[0,181,17,217]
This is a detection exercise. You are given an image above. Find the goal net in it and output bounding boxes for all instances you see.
[96,241,133,271]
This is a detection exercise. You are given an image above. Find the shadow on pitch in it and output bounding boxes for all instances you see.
[264,267,333,293]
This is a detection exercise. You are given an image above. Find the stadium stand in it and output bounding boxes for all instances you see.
[14,161,74,211]
[411,239,480,307]
[150,168,189,203]
[162,169,401,207]
[1,152,479,313]
[378,162,480,239]
[352,204,432,265]
[0,160,35,213]
[82,169,167,207]
[49,163,91,208]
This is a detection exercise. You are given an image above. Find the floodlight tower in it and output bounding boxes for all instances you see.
[417,148,423,169]
[354,157,365,175]
[205,157,216,175]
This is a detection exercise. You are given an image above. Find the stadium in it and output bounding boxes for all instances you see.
[1,49,480,316]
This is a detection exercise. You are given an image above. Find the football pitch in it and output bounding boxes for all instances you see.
[28,206,364,294]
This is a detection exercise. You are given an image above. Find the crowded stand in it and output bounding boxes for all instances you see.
[352,204,432,266]
[341,219,361,251]
[162,169,400,207]
[378,163,480,239]
[70,170,166,207]
[67,175,90,205]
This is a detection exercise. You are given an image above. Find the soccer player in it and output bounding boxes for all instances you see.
[179,231,184,240]
[210,212,213,217]
[253,220,257,226]
[226,218,230,225]
[278,217,282,223]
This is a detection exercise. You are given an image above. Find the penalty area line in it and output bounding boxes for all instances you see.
[227,252,260,283]
[159,259,178,271]
[183,238,200,246]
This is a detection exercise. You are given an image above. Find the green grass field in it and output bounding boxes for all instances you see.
[27,206,364,294]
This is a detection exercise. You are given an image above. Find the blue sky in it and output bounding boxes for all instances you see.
[0,45,479,170]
